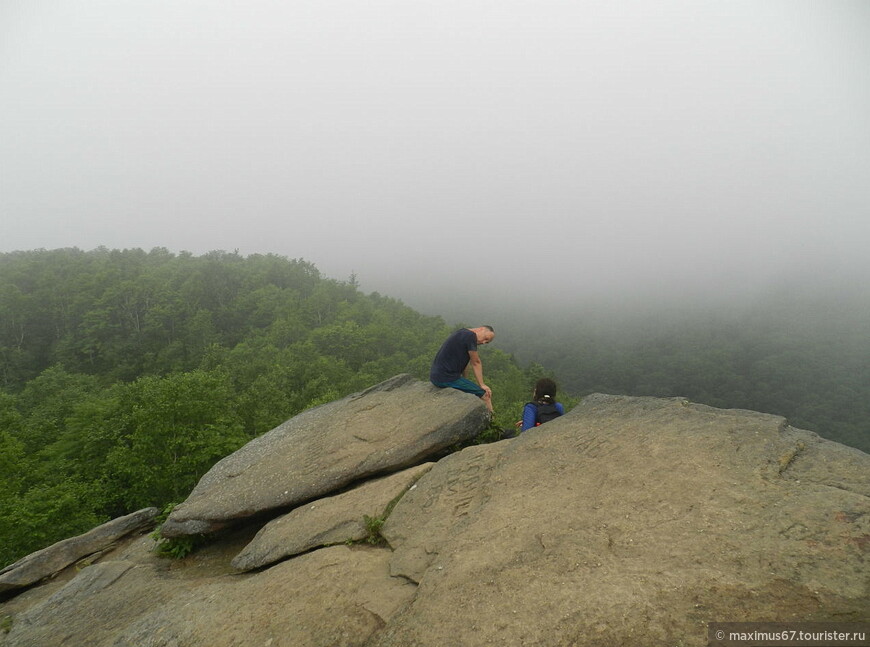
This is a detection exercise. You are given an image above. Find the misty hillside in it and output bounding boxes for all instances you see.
[0,248,541,569]
[418,276,870,457]
[496,283,870,456]
[2,247,867,573]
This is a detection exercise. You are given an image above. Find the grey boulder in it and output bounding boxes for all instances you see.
[232,462,434,571]
[374,394,870,646]
[161,374,489,537]
[5,392,867,647]
[2,546,415,647]
[0,508,158,595]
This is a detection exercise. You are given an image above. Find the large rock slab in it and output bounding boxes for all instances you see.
[374,394,870,646]
[2,546,415,647]
[0,508,158,594]
[5,392,867,647]
[112,546,416,647]
[0,560,176,647]
[162,374,489,537]
[232,462,434,571]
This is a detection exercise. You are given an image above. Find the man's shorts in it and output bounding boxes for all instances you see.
[431,377,485,397]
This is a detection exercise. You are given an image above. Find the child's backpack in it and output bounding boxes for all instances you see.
[531,401,561,425]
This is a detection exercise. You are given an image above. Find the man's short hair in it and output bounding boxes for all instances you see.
[481,325,494,333]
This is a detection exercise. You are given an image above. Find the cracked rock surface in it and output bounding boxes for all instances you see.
[3,389,867,647]
[373,395,870,646]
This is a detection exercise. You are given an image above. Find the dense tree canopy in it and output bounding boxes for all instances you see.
[0,248,548,567]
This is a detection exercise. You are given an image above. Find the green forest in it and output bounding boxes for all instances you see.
[2,248,868,570]
[0,248,548,568]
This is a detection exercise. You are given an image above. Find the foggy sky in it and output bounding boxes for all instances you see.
[2,1,869,315]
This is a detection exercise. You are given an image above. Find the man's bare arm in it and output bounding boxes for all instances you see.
[467,351,491,396]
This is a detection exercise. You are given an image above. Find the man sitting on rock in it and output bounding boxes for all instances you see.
[430,326,495,413]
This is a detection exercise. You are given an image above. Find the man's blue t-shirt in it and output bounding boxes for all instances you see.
[430,329,478,383]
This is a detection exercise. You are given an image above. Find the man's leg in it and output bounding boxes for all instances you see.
[432,377,491,411]
[480,389,493,412]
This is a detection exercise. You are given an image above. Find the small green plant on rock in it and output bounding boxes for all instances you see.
[150,503,205,559]
[777,441,806,475]
[357,481,419,547]
[362,514,386,546]
[474,421,504,444]
[152,534,203,560]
